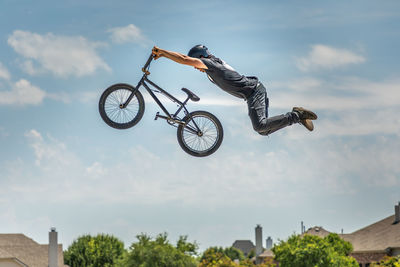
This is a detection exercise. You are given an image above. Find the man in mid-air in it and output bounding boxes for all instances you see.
[152,45,317,135]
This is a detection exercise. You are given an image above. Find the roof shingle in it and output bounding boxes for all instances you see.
[304,214,400,252]
[0,233,67,267]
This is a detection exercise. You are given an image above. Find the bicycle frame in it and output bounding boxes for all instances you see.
[122,54,200,132]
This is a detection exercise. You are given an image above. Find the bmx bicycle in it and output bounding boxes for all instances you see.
[98,53,224,157]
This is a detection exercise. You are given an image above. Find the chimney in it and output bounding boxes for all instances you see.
[49,227,58,267]
[255,225,263,256]
[394,202,400,224]
[301,221,304,234]
[266,236,273,249]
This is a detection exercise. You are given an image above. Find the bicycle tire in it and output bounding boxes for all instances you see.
[177,111,223,157]
[99,83,145,129]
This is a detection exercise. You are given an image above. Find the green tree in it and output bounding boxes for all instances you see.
[223,246,245,262]
[176,235,198,256]
[240,258,276,267]
[272,233,358,267]
[199,247,237,267]
[64,234,125,267]
[324,233,353,255]
[199,246,274,267]
[246,249,255,259]
[371,255,400,267]
[119,233,198,267]
[200,246,244,263]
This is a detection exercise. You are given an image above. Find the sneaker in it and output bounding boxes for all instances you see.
[300,119,314,131]
[293,107,317,120]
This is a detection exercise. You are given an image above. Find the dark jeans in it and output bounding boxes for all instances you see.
[247,82,299,135]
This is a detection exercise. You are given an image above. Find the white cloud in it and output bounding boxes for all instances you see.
[271,77,400,111]
[0,130,345,205]
[270,77,322,93]
[262,76,400,137]
[8,30,111,77]
[46,91,71,104]
[272,77,400,111]
[296,44,365,71]
[0,129,302,207]
[108,24,150,45]
[2,128,397,210]
[25,129,42,140]
[77,91,98,103]
[0,62,11,80]
[24,129,81,175]
[1,126,399,249]
[0,79,46,105]
[86,162,107,179]
[19,60,43,76]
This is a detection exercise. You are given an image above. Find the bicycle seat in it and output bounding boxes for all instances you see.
[182,88,200,102]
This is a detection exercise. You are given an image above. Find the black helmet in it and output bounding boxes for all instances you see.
[188,45,210,58]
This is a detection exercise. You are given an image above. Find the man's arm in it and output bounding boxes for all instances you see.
[152,46,208,70]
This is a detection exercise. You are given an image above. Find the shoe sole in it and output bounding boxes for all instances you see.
[300,119,314,131]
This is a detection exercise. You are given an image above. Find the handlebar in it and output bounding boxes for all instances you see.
[142,53,154,75]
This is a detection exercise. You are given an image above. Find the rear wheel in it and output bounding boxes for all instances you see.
[99,83,145,129]
[177,111,223,157]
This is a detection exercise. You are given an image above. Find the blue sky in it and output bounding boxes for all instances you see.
[0,0,399,251]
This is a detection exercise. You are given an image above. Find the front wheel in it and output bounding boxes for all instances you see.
[99,83,145,129]
[177,111,223,157]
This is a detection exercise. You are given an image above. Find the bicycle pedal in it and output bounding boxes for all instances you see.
[154,112,160,120]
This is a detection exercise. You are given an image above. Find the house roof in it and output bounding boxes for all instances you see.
[259,249,274,258]
[0,234,38,246]
[232,240,255,254]
[0,256,28,267]
[341,214,400,252]
[0,247,14,258]
[304,214,400,253]
[304,226,331,238]
[0,233,67,267]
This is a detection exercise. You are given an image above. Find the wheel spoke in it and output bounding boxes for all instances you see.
[104,88,141,125]
[181,114,220,153]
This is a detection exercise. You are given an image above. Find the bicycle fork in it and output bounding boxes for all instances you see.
[120,78,145,109]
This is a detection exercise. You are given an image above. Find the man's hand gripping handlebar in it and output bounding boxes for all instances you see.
[152,46,162,60]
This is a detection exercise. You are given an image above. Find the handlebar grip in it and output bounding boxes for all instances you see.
[143,53,154,70]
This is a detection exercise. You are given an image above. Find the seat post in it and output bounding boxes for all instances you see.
[182,97,190,106]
